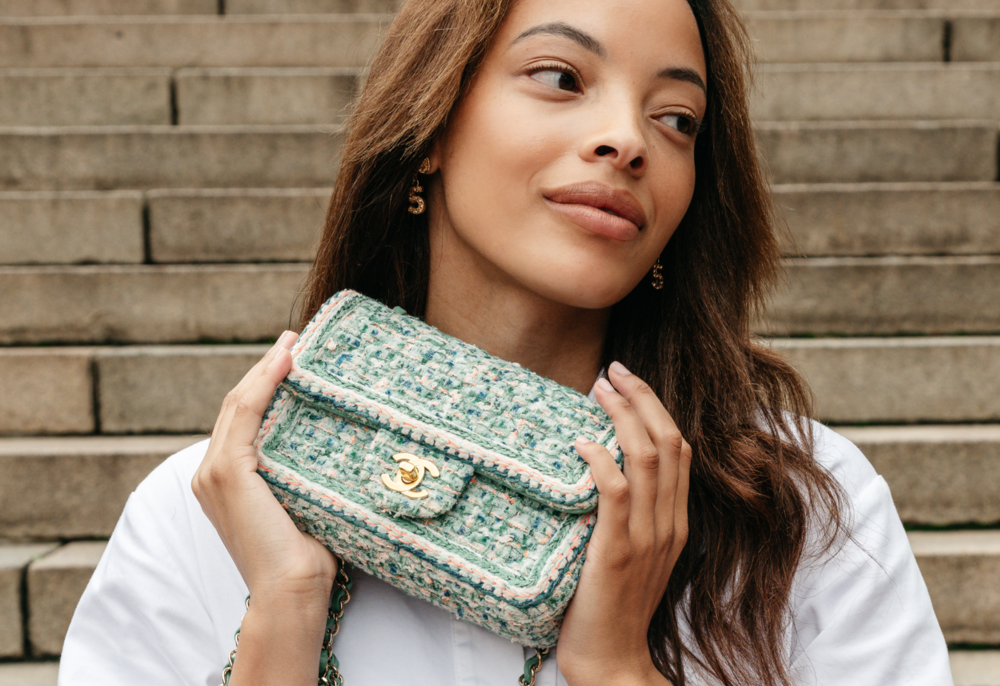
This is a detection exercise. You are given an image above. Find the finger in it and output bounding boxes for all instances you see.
[592,377,660,533]
[672,439,692,552]
[575,438,630,540]
[212,331,295,440]
[226,344,295,449]
[607,362,684,519]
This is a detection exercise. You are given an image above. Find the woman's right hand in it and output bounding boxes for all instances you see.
[192,331,339,684]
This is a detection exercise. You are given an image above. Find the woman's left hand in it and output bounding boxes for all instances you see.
[556,361,692,686]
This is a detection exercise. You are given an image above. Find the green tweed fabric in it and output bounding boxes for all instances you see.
[255,290,620,647]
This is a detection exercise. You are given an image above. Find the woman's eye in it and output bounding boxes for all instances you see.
[530,68,579,92]
[659,113,698,136]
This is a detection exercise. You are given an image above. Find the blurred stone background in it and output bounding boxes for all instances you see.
[0,0,999,683]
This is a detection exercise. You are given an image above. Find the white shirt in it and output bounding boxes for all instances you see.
[59,422,953,686]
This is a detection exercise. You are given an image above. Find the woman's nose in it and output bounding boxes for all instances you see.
[579,114,649,176]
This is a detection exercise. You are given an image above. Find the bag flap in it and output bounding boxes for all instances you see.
[281,290,620,514]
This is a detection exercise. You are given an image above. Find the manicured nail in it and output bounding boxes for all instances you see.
[596,377,615,393]
[609,361,631,376]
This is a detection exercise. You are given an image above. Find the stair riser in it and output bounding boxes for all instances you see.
[0,0,214,15]
[0,70,172,126]
[0,438,197,540]
[0,17,387,69]
[776,184,1000,256]
[0,265,309,345]
[1,124,995,191]
[842,427,1000,525]
[175,69,359,126]
[768,257,1000,335]
[0,191,145,264]
[775,338,1000,423]
[755,66,1000,121]
[0,128,341,191]
[758,123,998,184]
[2,341,998,436]
[5,186,998,265]
[8,65,998,127]
[1,259,994,345]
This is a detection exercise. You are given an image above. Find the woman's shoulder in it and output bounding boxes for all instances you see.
[807,420,880,500]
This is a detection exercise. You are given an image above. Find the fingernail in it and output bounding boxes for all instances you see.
[596,377,615,393]
[609,361,630,376]
[277,330,295,347]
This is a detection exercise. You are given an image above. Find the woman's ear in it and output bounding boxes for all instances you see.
[425,136,444,175]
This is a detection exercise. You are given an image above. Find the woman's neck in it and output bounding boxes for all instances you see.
[423,229,609,396]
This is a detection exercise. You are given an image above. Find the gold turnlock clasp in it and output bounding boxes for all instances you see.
[381,453,440,500]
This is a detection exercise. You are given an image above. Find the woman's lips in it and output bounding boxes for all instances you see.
[543,183,647,241]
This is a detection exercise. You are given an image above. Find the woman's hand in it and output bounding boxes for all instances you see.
[191,331,339,684]
[557,361,691,686]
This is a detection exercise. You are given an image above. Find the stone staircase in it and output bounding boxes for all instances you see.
[0,0,997,683]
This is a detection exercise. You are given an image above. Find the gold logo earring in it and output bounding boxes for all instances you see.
[650,258,664,290]
[407,157,432,215]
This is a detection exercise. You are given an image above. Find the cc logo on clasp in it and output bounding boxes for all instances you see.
[381,453,440,500]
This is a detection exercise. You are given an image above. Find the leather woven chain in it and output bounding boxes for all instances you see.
[219,559,550,685]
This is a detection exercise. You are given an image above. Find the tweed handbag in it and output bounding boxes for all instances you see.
[254,290,621,649]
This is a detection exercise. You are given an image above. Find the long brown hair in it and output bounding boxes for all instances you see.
[300,1,845,684]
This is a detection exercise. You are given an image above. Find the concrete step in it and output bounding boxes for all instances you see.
[757,120,997,184]
[2,122,995,191]
[5,184,995,266]
[0,190,145,265]
[0,426,990,545]
[952,652,1000,686]
[754,63,1000,121]
[911,531,1000,644]
[953,15,1000,61]
[6,63,998,128]
[0,0,215,15]
[147,188,328,262]
[773,337,1000,424]
[26,542,106,657]
[4,13,991,69]
[839,425,1000,525]
[768,256,1000,336]
[0,436,198,540]
[738,0,1000,9]
[0,126,339,191]
[776,182,1000,257]
[175,67,359,125]
[0,662,58,686]
[225,0,399,11]
[1,257,993,346]
[0,264,309,345]
[0,68,172,126]
[0,544,59,658]
[1,338,999,435]
[0,15,387,69]
[0,349,94,436]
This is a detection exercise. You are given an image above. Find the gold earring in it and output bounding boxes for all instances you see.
[408,157,432,215]
[650,259,664,290]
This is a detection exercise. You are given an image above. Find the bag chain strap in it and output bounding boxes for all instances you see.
[220,558,549,685]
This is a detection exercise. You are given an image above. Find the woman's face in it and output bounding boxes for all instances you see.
[428,0,707,310]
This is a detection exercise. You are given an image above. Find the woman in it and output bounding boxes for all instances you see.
[59,0,952,684]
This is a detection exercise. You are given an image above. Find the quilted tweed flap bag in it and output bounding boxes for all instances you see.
[254,290,621,651]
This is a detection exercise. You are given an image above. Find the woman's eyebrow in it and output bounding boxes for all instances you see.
[659,67,707,96]
[509,22,606,58]
[510,22,706,96]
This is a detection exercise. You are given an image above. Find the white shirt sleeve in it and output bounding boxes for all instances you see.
[786,425,953,686]
[58,440,249,686]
